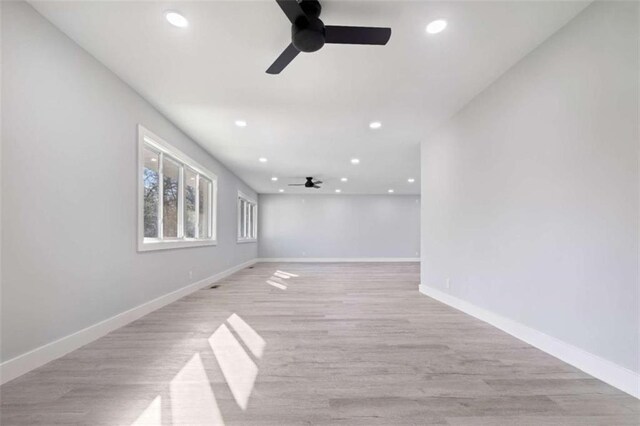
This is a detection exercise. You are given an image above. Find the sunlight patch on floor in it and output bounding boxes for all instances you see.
[169,353,225,425]
[227,313,266,359]
[273,272,292,279]
[131,396,161,425]
[266,270,301,290]
[209,323,259,410]
[266,280,287,290]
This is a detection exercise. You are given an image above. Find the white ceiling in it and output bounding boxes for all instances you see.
[31,0,589,195]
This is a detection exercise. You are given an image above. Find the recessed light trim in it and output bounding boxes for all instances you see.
[369,121,382,129]
[258,157,268,163]
[426,19,447,34]
[235,120,247,127]
[165,11,189,28]
[271,177,278,181]
[350,158,360,165]
[407,178,415,183]
[340,177,348,182]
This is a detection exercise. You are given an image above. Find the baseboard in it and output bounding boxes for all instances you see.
[0,259,258,385]
[258,257,420,263]
[419,284,640,399]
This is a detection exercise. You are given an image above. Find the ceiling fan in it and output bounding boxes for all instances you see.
[266,0,392,74]
[288,177,323,189]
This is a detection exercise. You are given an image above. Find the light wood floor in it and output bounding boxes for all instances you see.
[1,262,638,425]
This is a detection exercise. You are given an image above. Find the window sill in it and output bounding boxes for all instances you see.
[138,238,217,252]
[237,239,257,244]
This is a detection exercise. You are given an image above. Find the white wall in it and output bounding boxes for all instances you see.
[1,2,257,363]
[421,0,638,375]
[259,194,420,259]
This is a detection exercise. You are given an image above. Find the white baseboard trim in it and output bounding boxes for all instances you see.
[419,284,640,399]
[0,259,258,385]
[258,257,420,263]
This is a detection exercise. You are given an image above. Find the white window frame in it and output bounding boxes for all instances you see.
[138,125,218,251]
[237,191,258,243]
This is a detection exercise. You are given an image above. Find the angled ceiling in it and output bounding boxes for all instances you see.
[30,0,589,195]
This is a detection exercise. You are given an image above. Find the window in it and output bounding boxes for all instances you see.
[138,125,217,251]
[237,192,257,243]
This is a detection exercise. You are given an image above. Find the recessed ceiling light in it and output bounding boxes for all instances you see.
[271,177,278,181]
[407,178,415,183]
[235,120,247,127]
[165,11,189,28]
[350,158,360,165]
[388,189,395,193]
[150,158,157,162]
[369,121,382,129]
[426,19,447,34]
[340,177,348,182]
[278,189,284,193]
[335,189,341,193]
[259,157,268,163]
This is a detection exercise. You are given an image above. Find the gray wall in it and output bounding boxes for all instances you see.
[1,1,258,362]
[259,195,420,259]
[421,1,638,372]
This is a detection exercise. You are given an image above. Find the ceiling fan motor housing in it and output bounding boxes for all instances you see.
[292,16,325,52]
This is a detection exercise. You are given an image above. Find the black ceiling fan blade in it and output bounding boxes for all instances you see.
[275,0,306,24]
[313,180,323,184]
[288,183,305,186]
[313,185,321,189]
[266,43,300,74]
[324,26,391,45]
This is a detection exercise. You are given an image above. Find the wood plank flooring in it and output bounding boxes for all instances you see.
[1,262,638,425]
